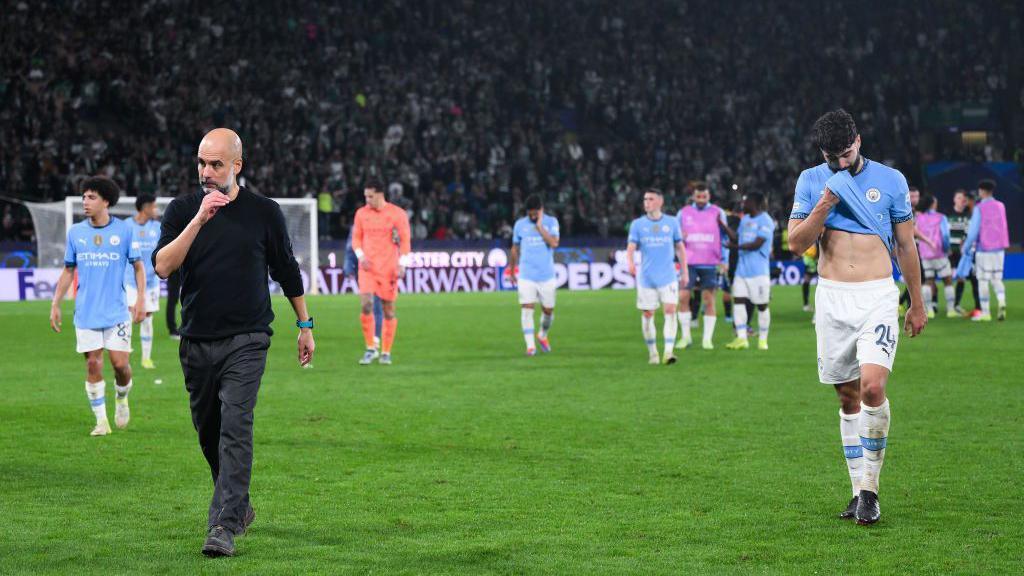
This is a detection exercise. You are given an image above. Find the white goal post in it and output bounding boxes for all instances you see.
[25,195,318,294]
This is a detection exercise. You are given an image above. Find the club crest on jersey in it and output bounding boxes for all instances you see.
[93,234,103,246]
[662,225,670,233]
[110,235,121,246]
[865,188,881,203]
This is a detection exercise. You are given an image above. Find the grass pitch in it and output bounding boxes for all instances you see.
[0,285,1021,574]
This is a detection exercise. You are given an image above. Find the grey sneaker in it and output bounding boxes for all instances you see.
[359,349,379,365]
[379,353,392,365]
[202,525,235,557]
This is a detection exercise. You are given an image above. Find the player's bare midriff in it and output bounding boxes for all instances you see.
[818,228,894,283]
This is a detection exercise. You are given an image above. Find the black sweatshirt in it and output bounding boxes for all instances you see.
[152,187,304,340]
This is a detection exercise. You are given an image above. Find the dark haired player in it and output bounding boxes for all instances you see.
[509,194,560,356]
[721,193,775,350]
[788,109,927,525]
[50,176,146,435]
[955,179,1009,321]
[352,179,411,364]
[124,193,162,368]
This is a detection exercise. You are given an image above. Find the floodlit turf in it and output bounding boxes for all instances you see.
[1,284,1021,574]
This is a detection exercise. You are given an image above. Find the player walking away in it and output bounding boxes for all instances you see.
[352,180,411,364]
[627,189,688,365]
[345,225,383,349]
[955,179,1009,321]
[124,194,162,368]
[947,189,978,315]
[915,194,957,318]
[676,182,727,350]
[789,109,927,525]
[720,193,775,350]
[49,176,146,436]
[509,194,560,356]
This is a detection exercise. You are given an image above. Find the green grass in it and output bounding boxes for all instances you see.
[1,284,1021,575]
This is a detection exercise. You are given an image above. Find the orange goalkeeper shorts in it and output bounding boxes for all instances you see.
[358,269,399,301]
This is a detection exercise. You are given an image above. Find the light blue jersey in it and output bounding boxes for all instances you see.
[123,217,160,290]
[735,212,775,278]
[628,214,682,288]
[64,218,139,329]
[513,214,559,282]
[790,159,912,252]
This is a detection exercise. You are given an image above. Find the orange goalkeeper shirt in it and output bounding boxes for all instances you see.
[352,202,411,276]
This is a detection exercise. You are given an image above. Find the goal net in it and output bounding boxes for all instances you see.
[25,195,319,294]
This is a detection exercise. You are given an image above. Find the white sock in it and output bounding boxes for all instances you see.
[992,279,1006,309]
[540,312,554,339]
[678,311,692,343]
[859,399,890,494]
[521,308,535,349]
[85,380,107,422]
[944,284,955,312]
[703,315,716,346]
[921,284,933,311]
[115,379,133,400]
[140,315,153,361]
[979,281,991,315]
[662,313,677,356]
[839,410,864,497]
[757,308,770,341]
[734,304,748,339]
[641,315,657,355]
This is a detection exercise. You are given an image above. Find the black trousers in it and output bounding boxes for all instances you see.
[166,270,181,334]
[179,332,270,533]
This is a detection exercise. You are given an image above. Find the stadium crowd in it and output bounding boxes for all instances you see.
[2,0,1021,241]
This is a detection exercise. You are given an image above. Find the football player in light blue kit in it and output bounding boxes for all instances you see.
[626,189,688,365]
[509,194,560,356]
[720,193,776,350]
[788,110,927,525]
[50,176,146,436]
[124,193,162,369]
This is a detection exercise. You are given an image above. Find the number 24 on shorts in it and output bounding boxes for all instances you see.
[873,324,896,357]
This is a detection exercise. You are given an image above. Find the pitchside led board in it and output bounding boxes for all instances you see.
[5,245,1022,301]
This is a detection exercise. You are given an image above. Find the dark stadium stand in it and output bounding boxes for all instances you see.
[2,0,1021,241]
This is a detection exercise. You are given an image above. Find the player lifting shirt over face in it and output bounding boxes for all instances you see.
[788,109,927,526]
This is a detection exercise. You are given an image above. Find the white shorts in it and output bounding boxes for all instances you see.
[975,251,1005,281]
[76,323,132,354]
[125,285,160,313]
[815,277,899,384]
[636,282,679,310]
[732,275,771,305]
[921,257,952,280]
[517,278,557,308]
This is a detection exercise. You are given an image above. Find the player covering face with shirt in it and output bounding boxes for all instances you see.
[788,109,926,526]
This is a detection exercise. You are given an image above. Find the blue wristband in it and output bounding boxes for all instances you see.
[296,317,314,329]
